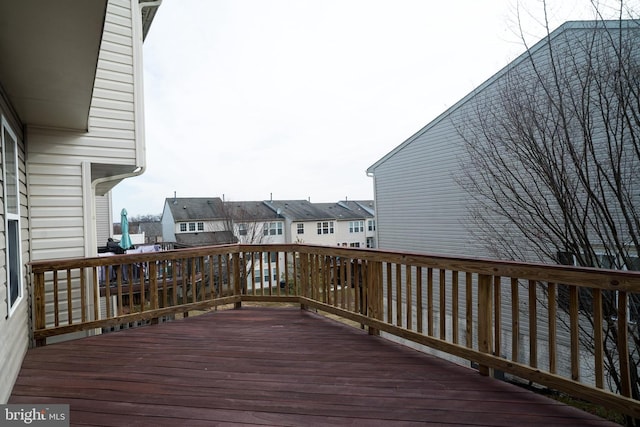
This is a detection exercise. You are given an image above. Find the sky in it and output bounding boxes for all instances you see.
[112,0,633,218]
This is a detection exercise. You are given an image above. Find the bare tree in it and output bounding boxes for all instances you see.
[456,2,640,420]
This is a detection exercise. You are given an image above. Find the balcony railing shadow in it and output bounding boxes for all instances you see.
[29,243,640,422]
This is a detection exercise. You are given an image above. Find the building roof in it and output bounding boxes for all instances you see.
[339,200,375,217]
[224,201,282,222]
[175,231,237,247]
[263,200,336,222]
[314,202,374,221]
[165,197,226,222]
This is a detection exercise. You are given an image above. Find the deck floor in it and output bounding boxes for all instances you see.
[10,306,617,426]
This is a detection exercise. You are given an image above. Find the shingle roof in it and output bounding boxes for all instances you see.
[165,198,226,222]
[314,203,369,220]
[339,200,375,217]
[175,231,237,247]
[224,201,281,222]
[263,200,335,221]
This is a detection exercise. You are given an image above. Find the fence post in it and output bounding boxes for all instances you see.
[477,273,493,376]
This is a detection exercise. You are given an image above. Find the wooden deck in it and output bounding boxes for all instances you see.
[10,307,618,426]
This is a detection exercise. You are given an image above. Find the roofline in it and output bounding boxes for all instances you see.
[366,19,638,174]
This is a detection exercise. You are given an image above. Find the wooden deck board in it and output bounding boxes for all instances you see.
[10,307,617,426]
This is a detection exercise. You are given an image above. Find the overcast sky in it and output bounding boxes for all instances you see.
[112,0,631,218]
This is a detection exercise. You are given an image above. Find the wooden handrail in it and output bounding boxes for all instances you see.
[29,243,640,420]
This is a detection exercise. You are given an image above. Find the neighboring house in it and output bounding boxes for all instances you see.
[314,201,375,248]
[0,0,160,403]
[367,20,639,383]
[264,199,376,248]
[161,197,376,288]
[161,197,237,247]
[225,201,286,245]
[367,20,638,260]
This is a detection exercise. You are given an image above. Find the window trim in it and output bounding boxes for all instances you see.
[3,118,23,316]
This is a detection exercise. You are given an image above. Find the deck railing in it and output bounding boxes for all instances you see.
[30,243,640,420]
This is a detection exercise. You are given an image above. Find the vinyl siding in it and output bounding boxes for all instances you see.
[96,193,112,247]
[0,91,30,403]
[27,0,139,262]
[26,0,144,338]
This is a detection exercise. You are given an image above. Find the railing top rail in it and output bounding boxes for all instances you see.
[284,244,640,291]
[29,243,640,291]
[29,244,242,272]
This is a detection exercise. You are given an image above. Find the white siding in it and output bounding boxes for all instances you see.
[27,0,140,262]
[96,192,112,247]
[0,91,30,403]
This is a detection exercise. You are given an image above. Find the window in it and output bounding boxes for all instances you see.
[3,120,22,314]
[317,221,334,235]
[297,223,304,235]
[366,237,375,248]
[368,220,376,231]
[349,221,364,233]
[349,242,360,248]
[180,222,204,232]
[238,223,247,236]
[263,222,283,236]
[263,252,277,263]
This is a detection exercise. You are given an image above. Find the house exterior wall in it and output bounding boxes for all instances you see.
[27,0,143,262]
[96,193,113,247]
[26,0,147,331]
[0,90,30,403]
[290,220,339,246]
[367,21,636,384]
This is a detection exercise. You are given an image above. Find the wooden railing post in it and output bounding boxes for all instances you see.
[367,261,383,336]
[477,274,493,376]
[299,253,309,310]
[149,262,159,324]
[233,252,242,309]
[33,270,46,347]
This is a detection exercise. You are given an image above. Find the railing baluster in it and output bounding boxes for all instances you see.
[395,263,402,326]
[104,268,111,320]
[53,270,59,327]
[80,267,86,323]
[477,273,493,376]
[439,269,446,340]
[528,280,538,369]
[92,267,98,322]
[385,262,392,323]
[617,291,631,398]
[493,275,501,357]
[416,266,423,334]
[547,282,557,374]
[406,265,412,330]
[510,278,519,363]
[466,272,473,348]
[34,270,46,346]
[569,285,579,381]
[593,288,604,389]
[452,270,459,344]
[66,269,72,325]
[427,268,434,336]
